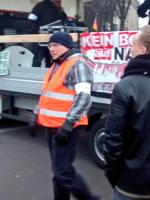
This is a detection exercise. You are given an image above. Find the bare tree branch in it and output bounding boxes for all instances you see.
[83,0,132,31]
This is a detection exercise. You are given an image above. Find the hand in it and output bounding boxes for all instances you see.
[55,128,71,146]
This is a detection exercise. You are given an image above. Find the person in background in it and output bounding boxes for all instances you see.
[52,0,68,25]
[37,31,100,200]
[103,25,150,200]
[28,0,68,67]
[137,0,150,24]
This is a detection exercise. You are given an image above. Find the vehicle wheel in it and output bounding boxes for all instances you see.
[88,120,106,168]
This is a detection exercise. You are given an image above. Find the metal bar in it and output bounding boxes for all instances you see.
[0,112,35,123]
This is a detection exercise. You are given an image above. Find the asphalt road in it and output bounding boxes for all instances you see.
[0,119,112,200]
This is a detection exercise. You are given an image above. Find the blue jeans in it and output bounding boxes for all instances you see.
[113,189,150,200]
[46,127,98,200]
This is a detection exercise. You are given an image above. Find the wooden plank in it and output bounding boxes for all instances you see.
[0,33,78,43]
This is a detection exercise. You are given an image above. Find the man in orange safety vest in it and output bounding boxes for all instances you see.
[37,31,101,200]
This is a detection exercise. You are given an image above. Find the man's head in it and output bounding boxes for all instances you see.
[131,25,150,58]
[48,32,73,59]
[52,0,61,8]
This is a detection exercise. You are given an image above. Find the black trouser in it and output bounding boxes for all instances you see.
[46,127,98,200]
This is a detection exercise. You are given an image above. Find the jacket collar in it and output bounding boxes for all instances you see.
[122,54,150,78]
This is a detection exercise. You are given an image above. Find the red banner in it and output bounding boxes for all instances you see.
[80,31,137,92]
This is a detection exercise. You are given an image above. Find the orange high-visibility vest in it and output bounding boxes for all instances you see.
[37,56,88,128]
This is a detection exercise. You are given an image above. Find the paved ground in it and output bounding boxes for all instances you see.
[0,119,112,200]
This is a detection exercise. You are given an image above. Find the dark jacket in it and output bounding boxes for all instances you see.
[104,54,150,195]
[137,0,150,19]
[28,0,67,33]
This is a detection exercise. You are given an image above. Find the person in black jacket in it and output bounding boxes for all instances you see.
[28,0,68,28]
[28,0,68,67]
[103,25,150,200]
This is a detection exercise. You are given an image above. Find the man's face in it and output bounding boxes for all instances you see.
[48,43,69,59]
[131,32,146,58]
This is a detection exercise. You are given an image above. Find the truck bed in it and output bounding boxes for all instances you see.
[0,66,48,96]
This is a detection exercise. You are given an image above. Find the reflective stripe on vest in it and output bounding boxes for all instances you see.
[39,108,87,119]
[37,56,88,128]
[43,91,74,101]
[39,108,67,118]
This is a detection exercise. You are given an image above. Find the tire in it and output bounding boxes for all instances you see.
[88,120,106,168]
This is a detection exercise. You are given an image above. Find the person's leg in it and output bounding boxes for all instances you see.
[47,127,99,200]
[46,128,70,200]
[43,47,53,68]
[32,44,43,67]
[53,177,70,200]
[66,131,99,200]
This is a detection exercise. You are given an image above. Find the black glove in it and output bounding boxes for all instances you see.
[55,128,71,146]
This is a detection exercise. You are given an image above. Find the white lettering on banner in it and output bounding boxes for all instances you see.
[80,33,114,48]
[103,33,114,47]
[119,34,129,46]
[119,32,136,47]
[94,49,112,60]
[80,36,91,47]
[93,35,100,47]
[80,31,137,93]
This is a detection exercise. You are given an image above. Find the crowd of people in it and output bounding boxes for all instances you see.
[35,27,150,200]
[21,0,150,199]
